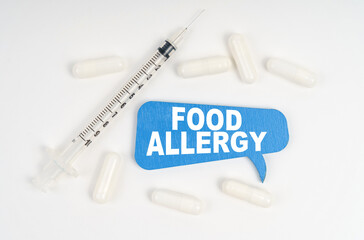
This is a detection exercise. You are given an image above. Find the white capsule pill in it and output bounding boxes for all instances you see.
[93,153,123,204]
[72,56,125,78]
[177,56,232,78]
[266,58,317,87]
[221,179,272,208]
[151,189,203,215]
[228,34,258,83]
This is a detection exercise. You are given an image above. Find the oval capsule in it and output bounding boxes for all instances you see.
[92,153,123,203]
[266,58,317,87]
[73,56,126,78]
[221,179,272,208]
[228,34,258,83]
[151,189,203,215]
[177,56,232,78]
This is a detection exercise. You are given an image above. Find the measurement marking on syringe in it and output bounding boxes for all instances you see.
[142,66,148,73]
[116,92,122,98]
[79,51,166,144]
[79,135,86,141]
[97,116,104,122]
[126,82,133,89]
[141,69,148,76]
[131,79,139,85]
[146,62,153,68]
[106,107,113,113]
[77,49,170,148]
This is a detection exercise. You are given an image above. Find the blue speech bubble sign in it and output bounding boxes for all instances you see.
[135,101,289,182]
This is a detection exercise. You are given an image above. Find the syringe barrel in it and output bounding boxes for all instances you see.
[34,32,182,192]
[33,49,170,191]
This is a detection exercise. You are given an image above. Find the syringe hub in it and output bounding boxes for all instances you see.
[32,154,65,192]
[33,139,84,191]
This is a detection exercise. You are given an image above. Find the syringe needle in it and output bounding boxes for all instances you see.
[169,10,205,47]
[185,9,205,29]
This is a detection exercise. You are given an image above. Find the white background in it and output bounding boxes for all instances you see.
[1,0,363,239]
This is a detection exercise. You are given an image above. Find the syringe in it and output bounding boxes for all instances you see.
[33,10,205,191]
